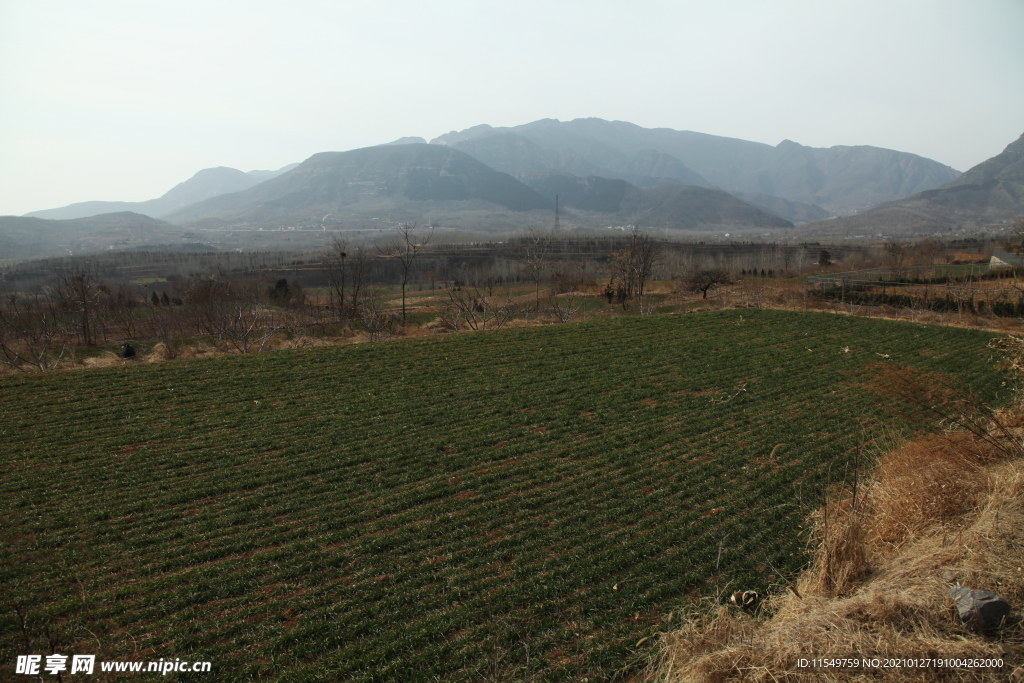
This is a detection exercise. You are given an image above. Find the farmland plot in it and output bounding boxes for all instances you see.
[0,310,1005,681]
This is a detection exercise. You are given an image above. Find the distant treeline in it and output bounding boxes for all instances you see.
[1,236,888,294]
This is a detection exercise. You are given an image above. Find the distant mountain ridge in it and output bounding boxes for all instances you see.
[383,136,428,145]
[726,191,832,224]
[0,212,179,260]
[521,172,792,229]
[7,117,981,261]
[432,118,959,215]
[24,164,299,220]
[623,185,794,230]
[795,133,1024,236]
[447,132,713,190]
[21,118,960,229]
[163,144,552,225]
[161,144,801,232]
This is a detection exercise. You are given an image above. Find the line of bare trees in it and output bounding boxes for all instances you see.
[6,225,974,371]
[0,226,742,371]
[0,262,320,370]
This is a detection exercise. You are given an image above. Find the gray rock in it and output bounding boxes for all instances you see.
[950,586,1012,632]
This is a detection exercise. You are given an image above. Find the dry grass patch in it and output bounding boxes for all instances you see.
[80,351,126,368]
[648,422,1024,682]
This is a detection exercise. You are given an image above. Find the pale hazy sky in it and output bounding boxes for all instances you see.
[1,0,1022,217]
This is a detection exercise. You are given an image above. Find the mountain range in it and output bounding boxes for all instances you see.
[795,132,1024,236]
[432,118,960,215]
[162,144,553,224]
[24,164,299,221]
[5,118,1019,261]
[0,213,180,260]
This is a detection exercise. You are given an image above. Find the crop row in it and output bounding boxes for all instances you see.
[0,310,1004,681]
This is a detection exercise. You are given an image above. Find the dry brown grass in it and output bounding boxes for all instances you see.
[145,341,180,362]
[648,424,1024,682]
[870,434,992,548]
[79,351,127,369]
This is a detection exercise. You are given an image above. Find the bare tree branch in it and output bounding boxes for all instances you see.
[377,223,433,324]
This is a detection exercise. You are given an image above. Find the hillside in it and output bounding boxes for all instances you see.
[0,311,1003,681]
[621,149,712,188]
[432,118,960,215]
[450,133,712,189]
[728,190,832,224]
[163,144,553,225]
[523,173,794,229]
[795,132,1024,236]
[525,173,636,213]
[0,212,182,260]
[623,184,795,229]
[25,164,299,220]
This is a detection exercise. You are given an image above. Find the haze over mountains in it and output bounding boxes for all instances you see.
[163,145,552,224]
[432,118,960,216]
[795,132,1024,237]
[5,117,1017,261]
[25,164,299,221]
[0,212,179,260]
[155,143,797,236]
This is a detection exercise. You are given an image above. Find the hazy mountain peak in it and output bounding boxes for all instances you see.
[382,136,427,145]
[162,143,552,225]
[247,163,299,180]
[796,131,1024,236]
[24,162,298,220]
[947,132,1024,187]
[430,124,496,146]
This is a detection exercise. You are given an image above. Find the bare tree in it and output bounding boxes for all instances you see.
[424,268,444,296]
[550,289,588,323]
[193,278,278,353]
[323,236,366,320]
[603,227,660,311]
[348,246,368,319]
[324,236,350,319]
[360,287,398,340]
[549,259,594,295]
[437,282,518,331]
[55,263,103,346]
[739,277,770,309]
[605,246,632,305]
[686,267,732,300]
[150,306,185,359]
[912,237,944,267]
[378,223,433,324]
[549,259,595,321]
[0,289,68,371]
[628,227,660,309]
[949,272,975,323]
[884,240,908,278]
[106,283,141,341]
[515,228,548,311]
[208,301,279,354]
[904,290,927,323]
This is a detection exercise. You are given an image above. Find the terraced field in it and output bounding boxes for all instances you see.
[0,310,1005,681]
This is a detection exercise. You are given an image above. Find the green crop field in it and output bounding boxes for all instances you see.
[0,310,1006,681]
